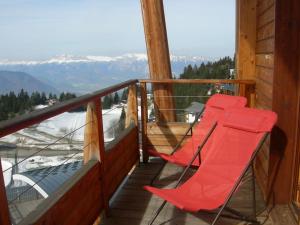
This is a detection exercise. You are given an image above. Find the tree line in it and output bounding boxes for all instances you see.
[0,87,130,122]
[0,90,79,121]
[173,56,235,117]
[102,89,128,109]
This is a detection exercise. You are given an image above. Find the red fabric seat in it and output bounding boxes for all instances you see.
[144,108,277,212]
[148,94,247,167]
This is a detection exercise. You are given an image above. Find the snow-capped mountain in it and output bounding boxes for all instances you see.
[0,53,211,94]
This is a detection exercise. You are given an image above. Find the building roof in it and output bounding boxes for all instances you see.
[12,161,83,198]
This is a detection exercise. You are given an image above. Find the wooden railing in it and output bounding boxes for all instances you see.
[0,78,255,225]
[139,79,256,162]
[0,80,139,225]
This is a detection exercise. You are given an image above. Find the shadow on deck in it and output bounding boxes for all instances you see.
[101,159,276,225]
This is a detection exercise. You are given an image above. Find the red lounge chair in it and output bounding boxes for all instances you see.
[145,108,277,225]
[148,94,247,167]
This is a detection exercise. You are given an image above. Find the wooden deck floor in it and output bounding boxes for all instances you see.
[101,159,289,225]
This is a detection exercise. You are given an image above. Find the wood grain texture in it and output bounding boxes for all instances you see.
[125,85,138,128]
[257,22,275,41]
[84,102,101,163]
[140,0,175,122]
[101,160,282,225]
[105,126,139,199]
[254,0,275,198]
[268,0,300,204]
[257,4,275,28]
[236,0,257,80]
[139,79,256,84]
[146,122,191,155]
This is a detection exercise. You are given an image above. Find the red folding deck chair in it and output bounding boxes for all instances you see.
[145,108,277,225]
[148,94,247,167]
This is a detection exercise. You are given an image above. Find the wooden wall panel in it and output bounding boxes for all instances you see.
[254,0,275,196]
[146,122,191,155]
[105,126,139,199]
[256,38,275,54]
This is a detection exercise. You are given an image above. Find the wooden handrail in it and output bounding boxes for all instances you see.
[139,79,255,85]
[140,78,256,162]
[0,79,138,138]
[0,78,256,224]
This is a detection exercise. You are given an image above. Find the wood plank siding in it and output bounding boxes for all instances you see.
[255,0,275,198]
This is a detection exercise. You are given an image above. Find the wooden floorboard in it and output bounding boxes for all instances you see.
[101,159,285,225]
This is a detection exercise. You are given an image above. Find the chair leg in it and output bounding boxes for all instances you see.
[150,161,167,185]
[251,163,257,219]
[210,133,268,225]
[148,201,167,225]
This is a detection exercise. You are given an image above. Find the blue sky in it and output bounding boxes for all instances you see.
[0,0,235,60]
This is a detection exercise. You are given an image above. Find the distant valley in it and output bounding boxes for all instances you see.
[0,53,212,94]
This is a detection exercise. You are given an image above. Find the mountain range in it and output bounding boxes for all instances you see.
[0,54,212,94]
[0,71,58,95]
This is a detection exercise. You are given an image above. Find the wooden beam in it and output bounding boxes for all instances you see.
[140,0,175,122]
[236,0,257,79]
[139,79,256,84]
[0,160,10,225]
[268,0,300,204]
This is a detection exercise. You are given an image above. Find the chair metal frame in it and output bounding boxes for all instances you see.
[149,107,205,185]
[148,132,269,225]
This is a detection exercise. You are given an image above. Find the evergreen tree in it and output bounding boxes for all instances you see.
[174,56,235,115]
[113,92,120,104]
[121,88,128,101]
[41,92,47,104]
[103,95,113,109]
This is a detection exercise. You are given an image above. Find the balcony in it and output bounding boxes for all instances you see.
[0,79,297,225]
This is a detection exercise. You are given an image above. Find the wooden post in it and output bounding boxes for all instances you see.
[236,0,257,79]
[83,100,108,213]
[239,83,256,107]
[0,160,11,225]
[84,102,101,163]
[125,85,138,128]
[140,0,175,122]
[140,82,149,163]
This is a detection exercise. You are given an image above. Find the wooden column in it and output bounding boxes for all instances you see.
[140,0,175,122]
[125,85,138,128]
[236,0,257,80]
[268,0,300,204]
[0,160,11,225]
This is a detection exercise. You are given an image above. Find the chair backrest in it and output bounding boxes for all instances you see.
[191,94,247,163]
[176,108,277,211]
[201,94,247,121]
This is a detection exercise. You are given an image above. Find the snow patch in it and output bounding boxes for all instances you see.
[1,160,12,186]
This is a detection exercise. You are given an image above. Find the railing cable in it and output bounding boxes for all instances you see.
[8,142,91,204]
[3,121,92,173]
